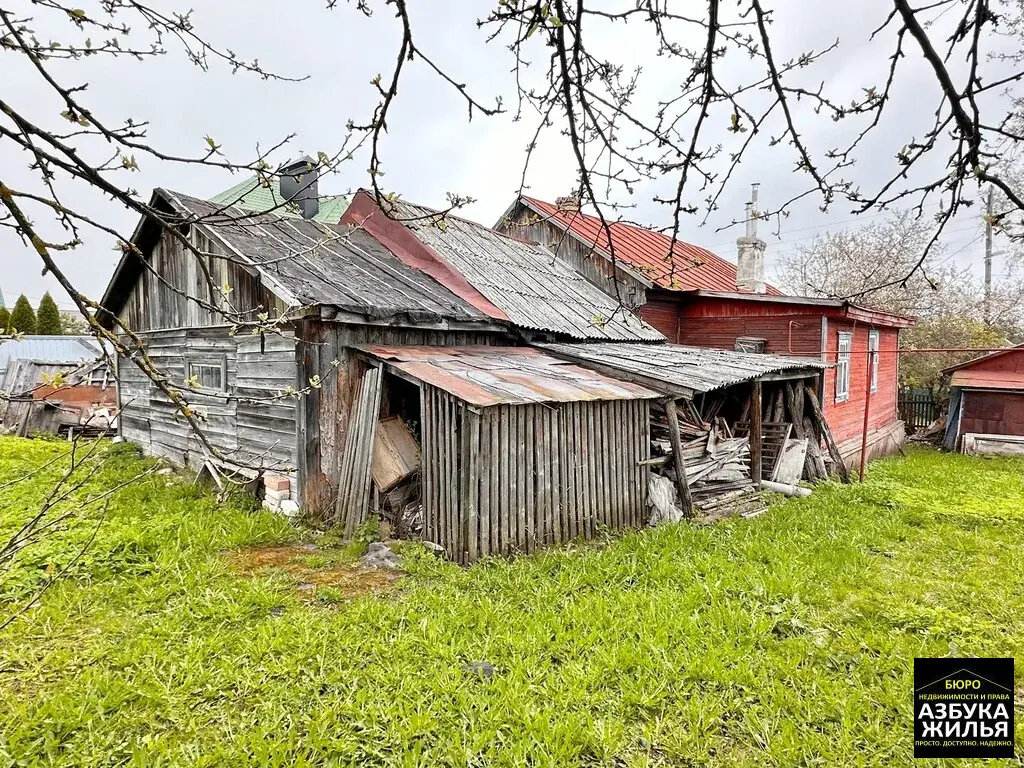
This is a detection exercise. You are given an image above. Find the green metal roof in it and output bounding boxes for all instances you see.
[208,176,348,223]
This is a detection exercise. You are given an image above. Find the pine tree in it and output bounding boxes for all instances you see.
[36,292,62,335]
[10,295,37,335]
[0,306,10,333]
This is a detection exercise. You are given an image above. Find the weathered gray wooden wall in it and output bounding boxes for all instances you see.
[117,326,297,470]
[294,319,512,515]
[117,227,287,332]
[499,204,648,309]
[421,386,651,563]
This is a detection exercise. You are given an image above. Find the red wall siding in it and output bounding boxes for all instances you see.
[638,300,679,340]
[962,349,1024,375]
[675,314,824,356]
[961,391,1024,436]
[819,321,900,445]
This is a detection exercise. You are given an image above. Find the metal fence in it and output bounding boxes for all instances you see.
[898,388,937,433]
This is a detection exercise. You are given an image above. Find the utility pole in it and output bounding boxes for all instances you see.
[985,186,993,326]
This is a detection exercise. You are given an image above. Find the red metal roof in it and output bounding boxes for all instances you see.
[518,196,783,295]
[950,370,1024,391]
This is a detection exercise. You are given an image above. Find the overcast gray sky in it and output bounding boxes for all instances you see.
[1,0,1016,309]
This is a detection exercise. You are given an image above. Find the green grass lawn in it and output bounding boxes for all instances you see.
[1,437,1023,766]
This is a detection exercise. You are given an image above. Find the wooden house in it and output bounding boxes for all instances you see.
[942,344,1024,455]
[495,193,915,467]
[98,180,673,560]
[99,176,844,561]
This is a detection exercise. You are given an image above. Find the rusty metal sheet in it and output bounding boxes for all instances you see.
[951,370,1024,391]
[359,345,660,407]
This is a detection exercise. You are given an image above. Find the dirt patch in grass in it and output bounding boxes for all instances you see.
[224,544,401,601]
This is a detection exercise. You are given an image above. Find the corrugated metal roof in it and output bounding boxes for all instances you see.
[950,370,1024,391]
[165,192,492,324]
[359,345,660,407]
[0,336,103,368]
[384,199,663,342]
[208,176,348,224]
[537,341,825,397]
[517,197,783,295]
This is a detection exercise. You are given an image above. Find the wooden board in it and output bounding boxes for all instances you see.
[371,415,420,492]
[773,438,809,485]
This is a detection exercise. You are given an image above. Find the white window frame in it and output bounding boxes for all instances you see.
[836,332,852,403]
[187,355,228,393]
[868,329,879,393]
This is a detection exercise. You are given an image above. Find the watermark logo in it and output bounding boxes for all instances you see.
[914,657,1014,759]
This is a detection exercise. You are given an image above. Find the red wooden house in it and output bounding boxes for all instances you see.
[497,192,916,466]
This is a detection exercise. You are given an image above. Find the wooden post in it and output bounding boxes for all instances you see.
[805,383,851,483]
[859,349,873,482]
[664,399,695,517]
[750,380,763,485]
[784,382,818,481]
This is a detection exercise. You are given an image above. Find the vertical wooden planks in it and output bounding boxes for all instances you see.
[567,403,579,541]
[524,406,535,553]
[639,400,651,525]
[421,386,432,543]
[664,399,695,517]
[550,405,562,546]
[750,380,763,486]
[490,407,500,557]
[444,395,453,561]
[585,402,597,540]
[336,364,383,537]
[477,409,491,560]
[515,404,526,554]
[499,405,511,555]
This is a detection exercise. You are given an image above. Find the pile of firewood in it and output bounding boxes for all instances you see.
[648,405,767,521]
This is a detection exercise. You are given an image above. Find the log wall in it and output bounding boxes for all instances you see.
[117,326,297,471]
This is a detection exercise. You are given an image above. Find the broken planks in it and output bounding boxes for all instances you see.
[335,364,383,535]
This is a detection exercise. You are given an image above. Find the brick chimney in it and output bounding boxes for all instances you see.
[736,183,766,294]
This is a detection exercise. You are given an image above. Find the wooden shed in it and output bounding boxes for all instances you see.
[942,344,1024,455]
[344,346,659,563]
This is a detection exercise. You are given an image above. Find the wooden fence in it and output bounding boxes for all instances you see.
[421,384,651,563]
[898,389,937,433]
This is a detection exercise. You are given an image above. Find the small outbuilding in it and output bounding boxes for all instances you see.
[942,344,1024,456]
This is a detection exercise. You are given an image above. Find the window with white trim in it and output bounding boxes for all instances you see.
[868,329,879,393]
[187,356,228,392]
[836,332,852,403]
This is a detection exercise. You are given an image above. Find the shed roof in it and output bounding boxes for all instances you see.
[536,341,825,397]
[506,196,783,295]
[0,336,104,369]
[344,191,663,342]
[358,345,660,407]
[101,190,495,328]
[949,370,1024,391]
[208,176,349,223]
